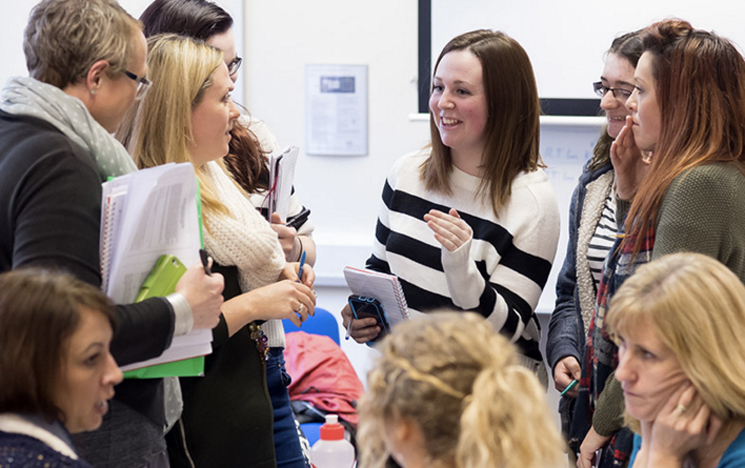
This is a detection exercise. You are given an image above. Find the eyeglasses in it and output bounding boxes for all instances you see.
[227,57,243,76]
[123,70,152,101]
[593,81,633,101]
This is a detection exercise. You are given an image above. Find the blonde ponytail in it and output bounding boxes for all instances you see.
[459,364,565,468]
[357,311,565,468]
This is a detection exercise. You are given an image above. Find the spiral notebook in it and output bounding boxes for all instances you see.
[343,266,410,328]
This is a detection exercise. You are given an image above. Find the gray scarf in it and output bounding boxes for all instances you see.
[0,76,136,178]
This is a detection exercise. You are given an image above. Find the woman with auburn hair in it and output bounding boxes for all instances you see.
[607,253,745,467]
[0,269,122,468]
[120,34,316,467]
[573,19,745,468]
[343,30,560,385]
[357,312,566,468]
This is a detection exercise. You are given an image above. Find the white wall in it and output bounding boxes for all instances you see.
[242,0,429,382]
[433,0,745,100]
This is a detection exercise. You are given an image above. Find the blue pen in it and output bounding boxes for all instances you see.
[297,251,306,282]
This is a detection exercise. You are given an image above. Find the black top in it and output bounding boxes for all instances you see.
[166,264,276,468]
[0,110,175,463]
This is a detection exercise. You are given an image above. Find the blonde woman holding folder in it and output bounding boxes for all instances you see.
[136,3,317,466]
[343,30,560,386]
[139,0,317,268]
[119,34,316,468]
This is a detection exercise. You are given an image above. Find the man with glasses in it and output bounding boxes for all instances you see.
[0,1,224,467]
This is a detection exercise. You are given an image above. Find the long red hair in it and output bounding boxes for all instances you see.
[624,19,745,255]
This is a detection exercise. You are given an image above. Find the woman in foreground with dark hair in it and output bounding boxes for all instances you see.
[0,269,123,468]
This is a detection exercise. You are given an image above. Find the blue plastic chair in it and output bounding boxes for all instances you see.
[282,307,340,345]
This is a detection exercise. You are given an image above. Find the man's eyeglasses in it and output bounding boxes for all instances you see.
[123,70,152,101]
[228,57,243,76]
[592,81,633,101]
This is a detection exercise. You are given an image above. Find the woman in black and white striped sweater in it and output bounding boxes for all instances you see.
[343,29,559,384]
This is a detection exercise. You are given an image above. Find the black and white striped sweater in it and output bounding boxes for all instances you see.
[367,150,560,360]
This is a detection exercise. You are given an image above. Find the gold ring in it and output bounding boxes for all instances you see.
[676,404,687,414]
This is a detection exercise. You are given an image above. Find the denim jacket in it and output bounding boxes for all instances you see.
[546,160,614,371]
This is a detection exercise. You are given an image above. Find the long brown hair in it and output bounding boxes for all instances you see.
[224,119,270,193]
[624,20,745,255]
[0,269,114,423]
[421,30,542,215]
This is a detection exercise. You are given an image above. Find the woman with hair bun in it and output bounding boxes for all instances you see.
[357,312,566,468]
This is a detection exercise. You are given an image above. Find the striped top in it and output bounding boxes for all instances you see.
[367,150,560,360]
[586,194,617,287]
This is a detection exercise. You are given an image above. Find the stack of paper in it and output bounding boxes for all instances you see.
[100,162,212,376]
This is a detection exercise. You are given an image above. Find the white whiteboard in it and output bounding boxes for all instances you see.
[536,121,603,313]
[433,0,745,100]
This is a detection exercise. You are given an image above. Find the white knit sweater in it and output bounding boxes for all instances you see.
[202,161,287,346]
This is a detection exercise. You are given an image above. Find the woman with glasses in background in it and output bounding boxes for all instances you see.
[546,30,645,467]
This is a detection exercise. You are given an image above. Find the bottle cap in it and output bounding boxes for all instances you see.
[319,414,345,441]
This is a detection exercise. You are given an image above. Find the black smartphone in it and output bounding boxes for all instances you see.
[348,295,390,341]
[285,207,311,230]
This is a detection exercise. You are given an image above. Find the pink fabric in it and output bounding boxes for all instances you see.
[284,331,364,426]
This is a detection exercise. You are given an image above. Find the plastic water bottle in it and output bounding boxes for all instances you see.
[310,414,355,468]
